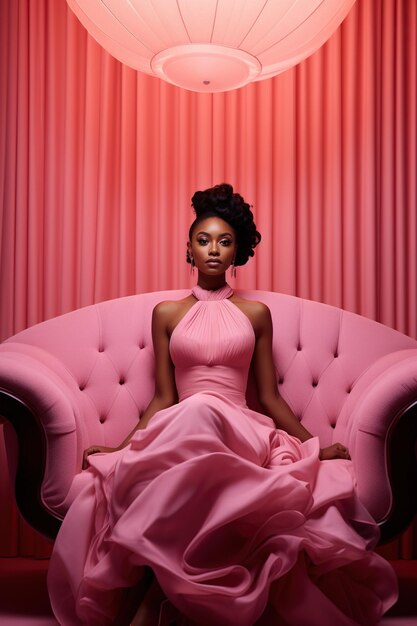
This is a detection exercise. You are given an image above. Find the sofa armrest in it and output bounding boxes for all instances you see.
[334,349,417,542]
[0,348,82,539]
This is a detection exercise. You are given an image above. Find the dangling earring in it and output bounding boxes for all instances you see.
[231,260,237,278]
[190,257,195,275]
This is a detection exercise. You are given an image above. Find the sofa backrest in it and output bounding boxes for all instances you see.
[4,289,416,451]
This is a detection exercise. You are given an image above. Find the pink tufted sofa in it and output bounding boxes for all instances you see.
[1,289,417,543]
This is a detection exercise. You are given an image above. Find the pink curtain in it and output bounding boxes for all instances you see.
[0,0,416,557]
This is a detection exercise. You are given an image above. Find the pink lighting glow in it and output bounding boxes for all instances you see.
[66,0,356,92]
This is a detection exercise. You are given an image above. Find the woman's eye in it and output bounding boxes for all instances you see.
[197,238,208,245]
[220,239,232,246]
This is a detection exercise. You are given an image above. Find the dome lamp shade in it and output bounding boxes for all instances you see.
[66,0,356,93]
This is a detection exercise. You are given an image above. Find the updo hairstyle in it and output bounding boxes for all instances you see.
[187,183,261,266]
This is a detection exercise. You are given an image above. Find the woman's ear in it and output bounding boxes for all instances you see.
[186,241,192,259]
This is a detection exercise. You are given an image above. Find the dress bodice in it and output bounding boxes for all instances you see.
[169,284,255,406]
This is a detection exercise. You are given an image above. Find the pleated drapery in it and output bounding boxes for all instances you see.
[0,0,416,557]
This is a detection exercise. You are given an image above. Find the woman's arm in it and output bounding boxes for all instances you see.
[121,300,178,435]
[83,302,178,468]
[251,302,349,461]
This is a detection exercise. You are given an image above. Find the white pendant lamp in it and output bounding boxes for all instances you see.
[66,0,356,93]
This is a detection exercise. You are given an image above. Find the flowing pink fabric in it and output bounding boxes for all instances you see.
[0,0,416,558]
[47,285,397,625]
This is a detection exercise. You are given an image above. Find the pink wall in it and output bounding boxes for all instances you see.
[0,0,416,556]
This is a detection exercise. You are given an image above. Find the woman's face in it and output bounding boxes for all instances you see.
[188,216,237,276]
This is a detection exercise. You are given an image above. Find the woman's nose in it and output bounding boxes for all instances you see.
[209,243,220,255]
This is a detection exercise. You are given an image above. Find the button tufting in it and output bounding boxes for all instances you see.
[334,352,339,358]
[296,345,302,351]
[312,381,318,388]
[119,378,125,385]
[79,383,86,391]
[99,416,106,424]
[98,346,105,353]
[278,377,284,385]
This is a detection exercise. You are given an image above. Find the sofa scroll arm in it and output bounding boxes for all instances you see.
[379,400,417,543]
[0,389,62,540]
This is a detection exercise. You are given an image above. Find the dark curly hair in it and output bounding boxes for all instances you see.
[187,183,261,266]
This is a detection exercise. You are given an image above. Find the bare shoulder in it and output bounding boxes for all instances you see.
[230,295,271,333]
[153,295,195,335]
[232,294,271,317]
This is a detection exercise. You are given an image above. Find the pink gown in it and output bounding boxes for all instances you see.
[48,284,397,625]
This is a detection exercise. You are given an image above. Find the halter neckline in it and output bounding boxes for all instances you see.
[192,283,234,301]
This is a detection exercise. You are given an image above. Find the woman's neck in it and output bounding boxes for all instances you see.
[196,273,227,291]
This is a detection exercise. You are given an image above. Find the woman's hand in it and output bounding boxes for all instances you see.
[82,445,120,469]
[320,443,350,461]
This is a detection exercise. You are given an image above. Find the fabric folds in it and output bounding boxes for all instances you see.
[48,285,397,625]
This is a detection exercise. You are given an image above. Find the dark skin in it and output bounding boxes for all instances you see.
[83,216,350,468]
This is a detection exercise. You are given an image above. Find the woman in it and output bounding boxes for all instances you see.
[48,184,397,625]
